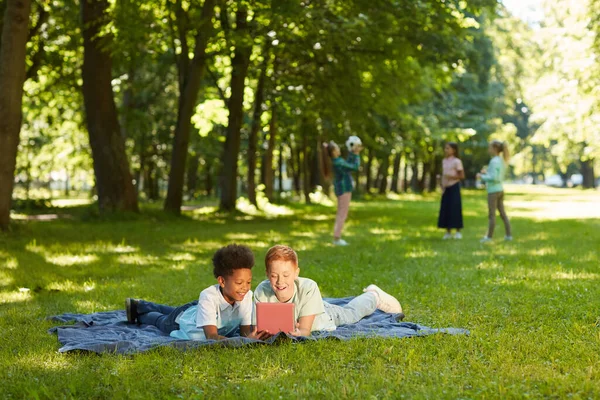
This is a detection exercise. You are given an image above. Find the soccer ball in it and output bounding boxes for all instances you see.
[345,135,362,151]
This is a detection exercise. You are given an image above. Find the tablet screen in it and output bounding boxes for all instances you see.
[255,302,295,333]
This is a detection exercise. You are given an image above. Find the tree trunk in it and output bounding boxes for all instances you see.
[219,8,252,211]
[365,149,374,193]
[205,160,213,197]
[410,155,419,193]
[0,0,31,230]
[290,141,301,195]
[378,154,390,194]
[301,134,311,203]
[81,0,138,213]
[402,153,409,192]
[390,152,401,193]
[419,161,430,192]
[186,153,200,196]
[263,106,277,202]
[247,47,269,206]
[310,138,321,190]
[581,158,596,188]
[164,0,216,213]
[429,155,440,192]
[278,143,284,197]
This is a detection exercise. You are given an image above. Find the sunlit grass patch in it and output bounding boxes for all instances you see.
[0,289,31,304]
[117,253,160,266]
[166,252,196,262]
[46,254,99,267]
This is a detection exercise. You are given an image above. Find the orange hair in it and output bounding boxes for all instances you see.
[265,245,298,271]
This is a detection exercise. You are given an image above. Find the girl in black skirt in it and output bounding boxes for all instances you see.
[437,142,465,239]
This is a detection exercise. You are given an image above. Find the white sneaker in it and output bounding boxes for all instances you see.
[504,236,513,241]
[333,239,349,246]
[363,284,402,314]
[454,232,463,239]
[443,233,452,240]
[480,236,492,243]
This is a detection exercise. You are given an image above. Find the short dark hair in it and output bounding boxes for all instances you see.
[212,244,254,278]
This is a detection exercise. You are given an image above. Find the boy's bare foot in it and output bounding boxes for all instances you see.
[363,284,402,314]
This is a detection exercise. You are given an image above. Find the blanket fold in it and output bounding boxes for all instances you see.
[48,297,469,354]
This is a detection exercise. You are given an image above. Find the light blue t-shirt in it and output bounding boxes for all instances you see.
[481,156,506,194]
[170,284,253,340]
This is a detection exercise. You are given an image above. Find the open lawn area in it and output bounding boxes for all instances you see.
[1,186,599,399]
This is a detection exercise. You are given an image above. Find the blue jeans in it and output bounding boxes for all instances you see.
[136,300,197,334]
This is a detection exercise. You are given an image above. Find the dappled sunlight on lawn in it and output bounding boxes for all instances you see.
[26,240,139,256]
[483,265,600,289]
[74,299,106,312]
[14,354,73,372]
[553,271,600,280]
[225,233,258,240]
[117,254,160,266]
[51,198,93,207]
[45,254,98,267]
[527,247,557,256]
[2,257,18,269]
[0,271,15,287]
[0,289,31,304]
[166,252,196,262]
[369,228,403,236]
[186,206,218,214]
[291,231,318,238]
[507,196,600,220]
[405,248,438,258]
[236,197,294,217]
[46,279,96,293]
[299,214,330,221]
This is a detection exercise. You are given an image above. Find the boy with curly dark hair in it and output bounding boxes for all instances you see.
[126,244,268,340]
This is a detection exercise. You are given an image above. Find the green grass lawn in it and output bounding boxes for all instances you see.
[1,186,599,399]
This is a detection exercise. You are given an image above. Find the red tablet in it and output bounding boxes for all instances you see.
[256,302,295,333]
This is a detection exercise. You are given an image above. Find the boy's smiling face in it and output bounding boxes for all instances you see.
[267,260,299,302]
[218,268,252,305]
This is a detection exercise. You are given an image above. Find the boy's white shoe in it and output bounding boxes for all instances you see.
[454,232,462,239]
[333,239,349,246]
[363,284,402,314]
[443,233,452,240]
[480,236,492,243]
[504,236,513,241]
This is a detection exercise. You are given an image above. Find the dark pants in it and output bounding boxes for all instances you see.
[487,191,511,238]
[137,300,197,334]
[438,183,463,230]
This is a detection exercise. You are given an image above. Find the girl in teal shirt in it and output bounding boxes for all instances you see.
[322,141,363,246]
[477,140,512,242]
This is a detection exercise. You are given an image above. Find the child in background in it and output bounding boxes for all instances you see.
[477,140,512,243]
[437,142,465,239]
[321,141,363,246]
[253,245,403,336]
[125,244,268,340]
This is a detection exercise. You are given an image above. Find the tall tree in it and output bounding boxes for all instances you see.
[164,0,217,213]
[0,0,32,230]
[81,0,138,212]
[219,6,253,211]
[247,43,270,206]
